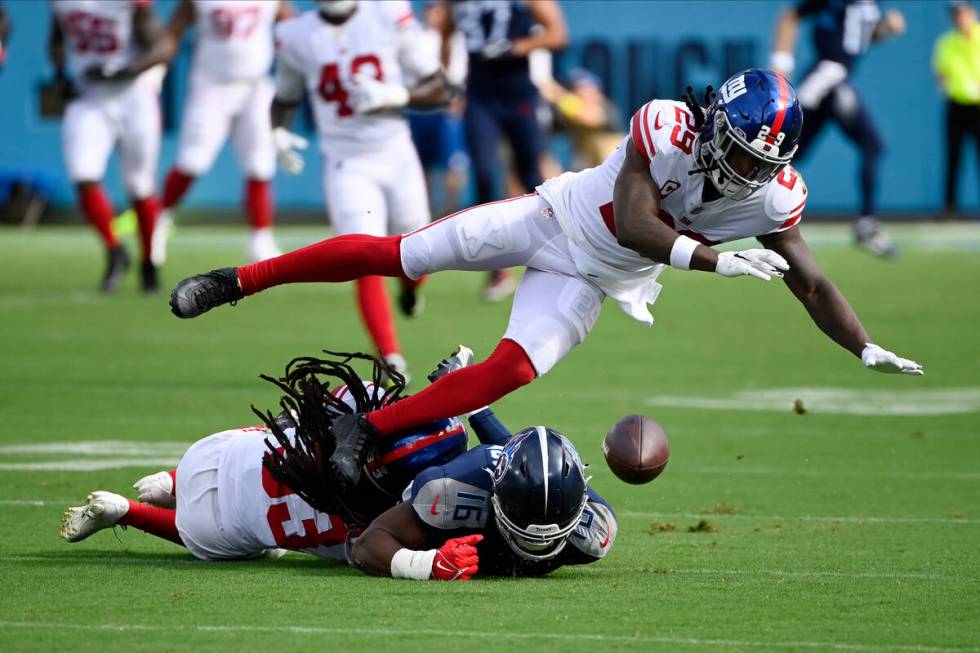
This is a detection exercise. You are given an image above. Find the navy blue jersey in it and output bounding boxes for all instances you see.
[451,0,537,98]
[797,0,882,71]
[403,445,618,577]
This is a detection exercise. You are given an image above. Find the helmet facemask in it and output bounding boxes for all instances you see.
[491,492,587,561]
[698,109,797,201]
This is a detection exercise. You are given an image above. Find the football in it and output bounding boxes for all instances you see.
[602,415,670,484]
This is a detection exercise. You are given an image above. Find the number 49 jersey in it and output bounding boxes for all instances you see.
[273,2,440,158]
[402,445,618,577]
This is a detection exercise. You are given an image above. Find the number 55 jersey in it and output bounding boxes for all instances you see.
[537,99,809,324]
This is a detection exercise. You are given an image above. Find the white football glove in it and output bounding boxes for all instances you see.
[350,73,409,114]
[861,344,923,376]
[272,126,308,175]
[715,249,789,281]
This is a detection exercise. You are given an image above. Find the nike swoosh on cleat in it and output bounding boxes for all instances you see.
[430,495,440,516]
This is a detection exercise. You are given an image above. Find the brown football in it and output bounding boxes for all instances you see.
[602,415,669,484]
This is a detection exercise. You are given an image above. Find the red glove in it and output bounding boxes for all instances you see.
[432,534,483,581]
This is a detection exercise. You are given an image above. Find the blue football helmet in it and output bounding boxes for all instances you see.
[365,416,468,494]
[696,68,803,200]
[490,426,589,561]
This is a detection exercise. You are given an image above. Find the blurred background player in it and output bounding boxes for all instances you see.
[539,67,625,171]
[933,0,980,219]
[152,0,295,265]
[269,0,451,384]
[0,2,9,70]
[408,1,470,218]
[433,0,568,302]
[771,0,906,257]
[48,0,168,292]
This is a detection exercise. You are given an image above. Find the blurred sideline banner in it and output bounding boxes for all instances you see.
[0,0,976,214]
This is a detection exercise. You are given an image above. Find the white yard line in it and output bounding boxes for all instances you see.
[0,458,181,472]
[0,620,975,652]
[619,511,980,525]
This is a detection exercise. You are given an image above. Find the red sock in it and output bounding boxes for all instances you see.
[162,168,194,209]
[78,184,117,248]
[367,339,537,435]
[245,178,273,230]
[357,276,400,357]
[118,501,184,546]
[237,234,405,295]
[132,196,160,260]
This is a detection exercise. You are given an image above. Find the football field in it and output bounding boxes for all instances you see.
[1,223,978,653]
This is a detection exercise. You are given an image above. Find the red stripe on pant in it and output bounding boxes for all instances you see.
[367,339,537,436]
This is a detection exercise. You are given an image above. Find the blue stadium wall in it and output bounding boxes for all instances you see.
[0,0,976,214]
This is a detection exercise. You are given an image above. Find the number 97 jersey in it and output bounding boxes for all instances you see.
[273,2,440,158]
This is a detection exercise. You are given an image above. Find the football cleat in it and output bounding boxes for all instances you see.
[170,267,244,318]
[398,282,425,318]
[150,209,173,267]
[382,353,411,387]
[133,471,175,508]
[140,260,160,294]
[482,270,517,303]
[328,413,381,490]
[427,345,475,383]
[854,216,897,258]
[248,227,282,263]
[100,244,131,293]
[60,491,129,543]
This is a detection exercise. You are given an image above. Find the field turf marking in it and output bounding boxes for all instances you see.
[1,555,974,583]
[0,620,976,652]
[645,387,980,416]
[619,511,980,525]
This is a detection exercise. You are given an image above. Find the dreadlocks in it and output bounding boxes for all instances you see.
[682,84,716,131]
[684,84,718,177]
[252,350,407,527]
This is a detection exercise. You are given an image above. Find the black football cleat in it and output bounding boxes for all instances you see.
[328,413,381,490]
[99,244,131,293]
[397,282,425,318]
[169,267,244,318]
[140,260,159,294]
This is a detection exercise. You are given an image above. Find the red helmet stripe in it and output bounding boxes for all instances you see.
[365,423,467,471]
[769,73,790,137]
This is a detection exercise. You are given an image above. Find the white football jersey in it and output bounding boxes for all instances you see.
[215,426,349,560]
[538,98,807,324]
[190,0,278,81]
[273,2,440,157]
[53,0,149,86]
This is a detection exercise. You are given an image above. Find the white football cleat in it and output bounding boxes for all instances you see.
[427,345,475,382]
[248,227,282,263]
[60,491,130,543]
[150,209,173,267]
[382,352,411,387]
[134,471,175,508]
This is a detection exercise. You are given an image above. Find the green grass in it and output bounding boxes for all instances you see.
[1,224,978,653]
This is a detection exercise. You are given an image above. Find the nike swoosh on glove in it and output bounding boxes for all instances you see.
[432,534,483,581]
[861,344,924,375]
[272,127,308,175]
[715,249,790,281]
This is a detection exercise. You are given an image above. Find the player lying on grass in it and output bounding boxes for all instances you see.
[60,347,513,561]
[170,68,923,494]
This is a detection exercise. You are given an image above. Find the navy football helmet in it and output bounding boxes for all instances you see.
[490,426,589,561]
[696,68,803,200]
